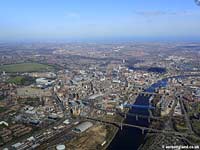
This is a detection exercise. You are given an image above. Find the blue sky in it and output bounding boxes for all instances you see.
[0,0,200,41]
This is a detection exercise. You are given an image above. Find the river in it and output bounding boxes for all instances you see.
[108,73,200,150]
[107,79,168,150]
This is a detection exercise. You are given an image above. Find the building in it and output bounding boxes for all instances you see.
[72,121,93,133]
[56,144,66,150]
[36,78,54,86]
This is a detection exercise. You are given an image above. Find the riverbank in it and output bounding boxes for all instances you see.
[107,77,169,149]
[103,125,119,150]
[104,108,130,149]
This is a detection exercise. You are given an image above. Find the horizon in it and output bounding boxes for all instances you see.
[0,0,200,42]
[1,1,200,149]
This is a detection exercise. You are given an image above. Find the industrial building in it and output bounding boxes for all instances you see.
[72,121,93,133]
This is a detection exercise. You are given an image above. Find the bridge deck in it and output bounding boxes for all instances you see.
[86,117,190,137]
[124,104,155,109]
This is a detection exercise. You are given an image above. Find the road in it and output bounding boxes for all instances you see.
[179,95,194,134]
[53,92,65,112]
[85,116,192,137]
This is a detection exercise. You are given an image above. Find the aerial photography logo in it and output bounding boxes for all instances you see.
[195,0,200,6]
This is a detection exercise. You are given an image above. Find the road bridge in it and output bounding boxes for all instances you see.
[94,107,161,121]
[93,107,188,123]
[124,104,155,109]
[86,117,191,136]
[131,91,163,97]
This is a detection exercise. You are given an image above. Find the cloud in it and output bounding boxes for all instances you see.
[134,10,197,17]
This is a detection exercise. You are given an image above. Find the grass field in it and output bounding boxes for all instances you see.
[7,76,24,84]
[7,76,35,85]
[0,63,53,73]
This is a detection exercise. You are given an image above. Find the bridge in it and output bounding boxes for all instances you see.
[124,104,155,109]
[94,107,162,122]
[93,107,183,123]
[131,91,162,97]
[86,116,190,136]
[118,111,160,122]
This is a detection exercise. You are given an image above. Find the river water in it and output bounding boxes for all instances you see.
[107,73,200,150]
[108,79,168,150]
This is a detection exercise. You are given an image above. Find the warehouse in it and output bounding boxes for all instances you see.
[73,121,93,133]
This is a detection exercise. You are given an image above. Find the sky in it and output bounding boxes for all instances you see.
[0,0,200,42]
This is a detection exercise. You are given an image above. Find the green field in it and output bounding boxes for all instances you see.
[7,76,35,85]
[8,76,24,84]
[0,63,54,73]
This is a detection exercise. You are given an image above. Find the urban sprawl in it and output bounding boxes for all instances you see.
[0,42,200,150]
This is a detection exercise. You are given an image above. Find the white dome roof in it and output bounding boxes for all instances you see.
[56,144,66,150]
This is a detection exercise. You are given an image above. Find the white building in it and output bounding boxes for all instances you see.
[73,121,93,133]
